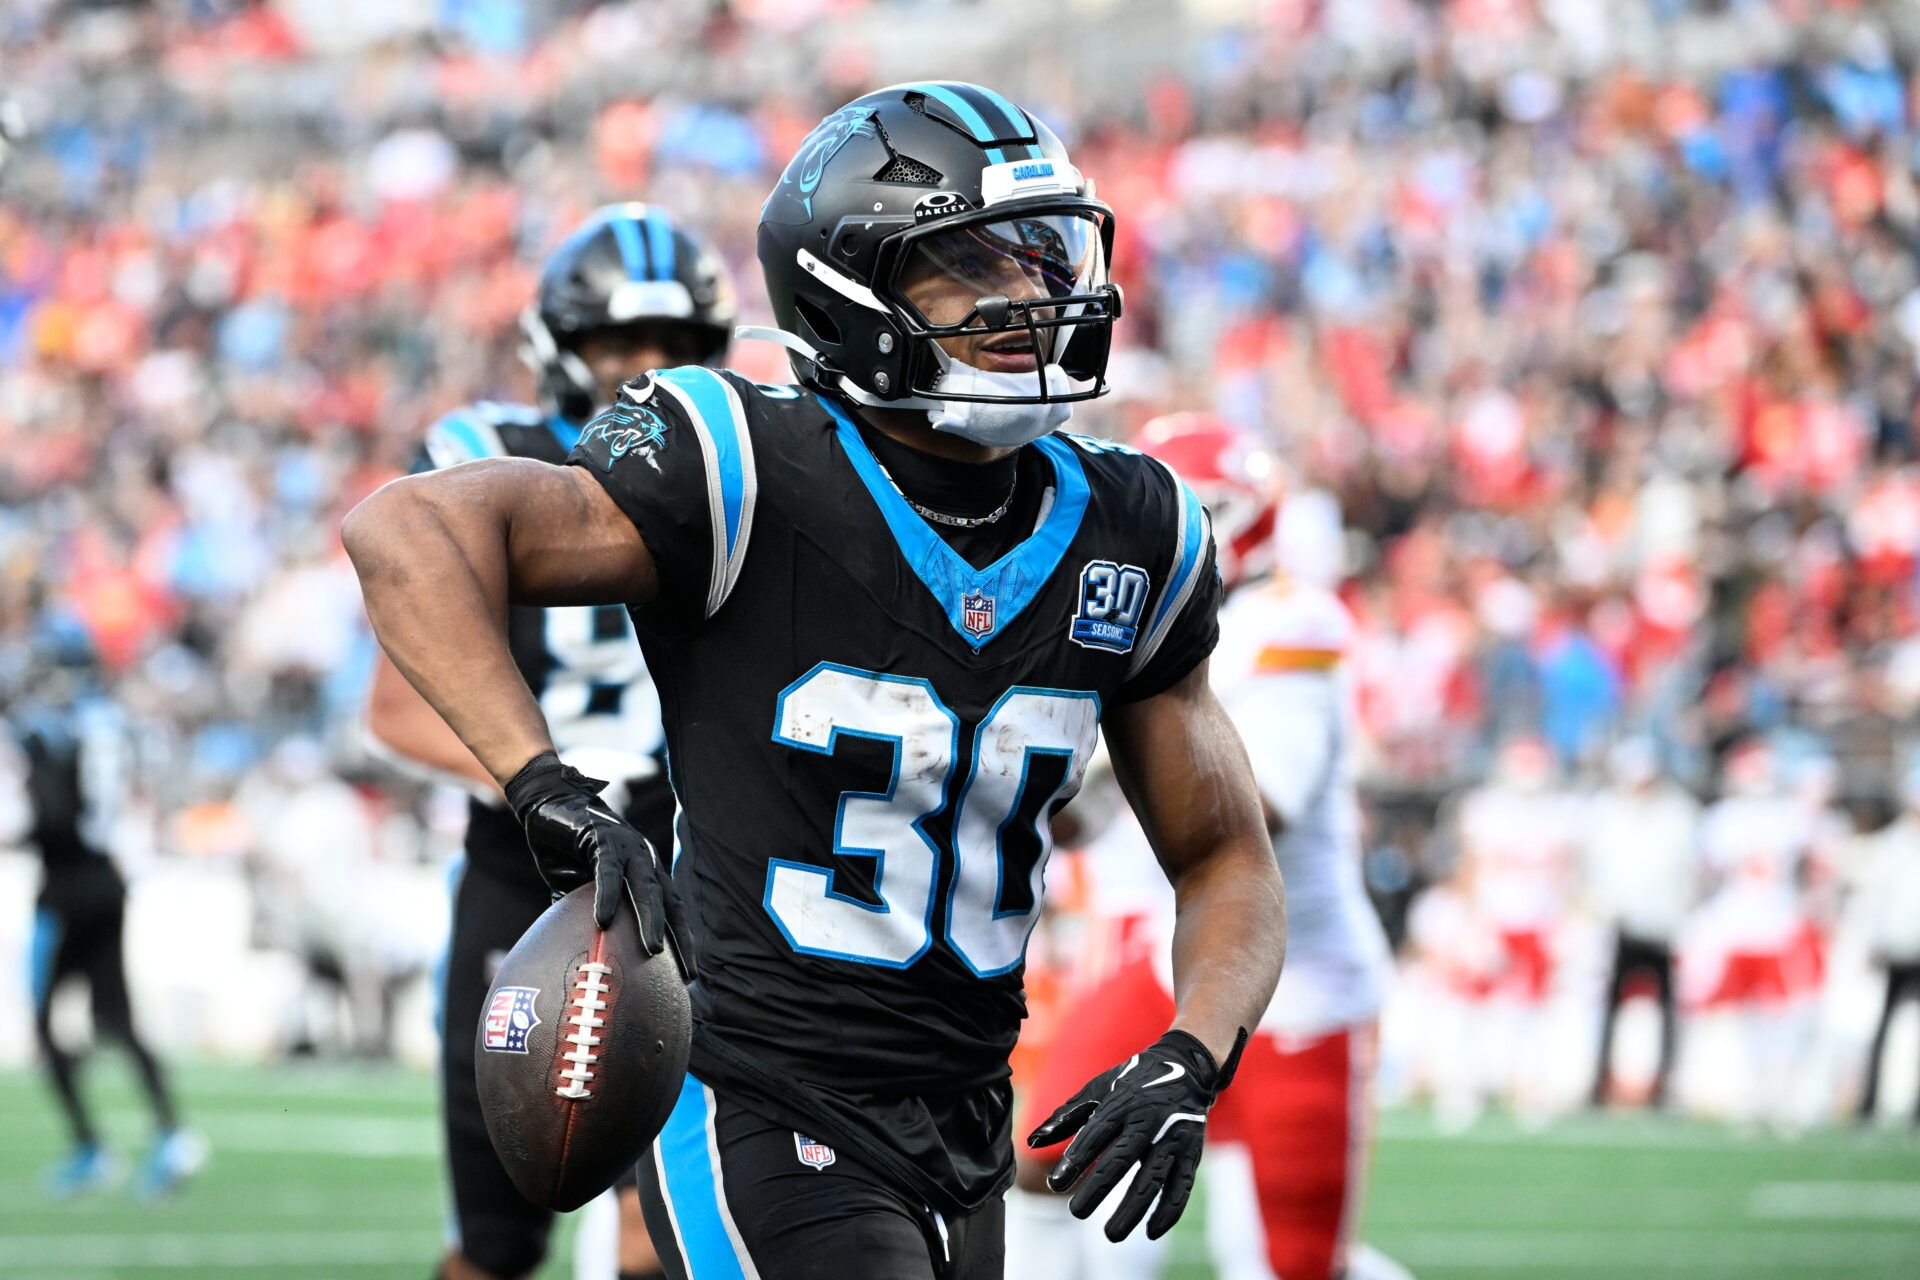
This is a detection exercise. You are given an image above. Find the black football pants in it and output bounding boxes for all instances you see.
[637,1075,1004,1280]
[1590,930,1677,1107]
[441,856,556,1276]
[1858,961,1920,1123]
[32,888,177,1149]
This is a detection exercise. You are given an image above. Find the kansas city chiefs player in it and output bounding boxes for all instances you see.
[1011,415,1408,1280]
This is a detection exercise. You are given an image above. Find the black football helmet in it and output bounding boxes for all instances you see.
[754,83,1120,410]
[521,204,735,422]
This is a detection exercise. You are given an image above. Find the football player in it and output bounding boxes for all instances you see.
[363,203,733,1280]
[10,619,205,1199]
[1011,418,1406,1280]
[345,84,1286,1280]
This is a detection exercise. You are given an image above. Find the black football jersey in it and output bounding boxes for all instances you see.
[418,403,668,884]
[570,369,1220,1212]
[15,696,127,904]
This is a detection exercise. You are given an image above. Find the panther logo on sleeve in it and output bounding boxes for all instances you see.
[580,402,671,471]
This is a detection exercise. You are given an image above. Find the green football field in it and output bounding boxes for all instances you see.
[0,1061,1914,1279]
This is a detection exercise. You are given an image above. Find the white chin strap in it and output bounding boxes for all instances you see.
[734,325,1074,448]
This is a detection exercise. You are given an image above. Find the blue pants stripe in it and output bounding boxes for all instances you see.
[29,908,60,1014]
[656,1075,751,1279]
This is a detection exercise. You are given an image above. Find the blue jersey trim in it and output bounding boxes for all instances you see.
[643,207,677,283]
[907,82,1008,165]
[654,367,745,562]
[821,398,1088,651]
[656,1076,750,1280]
[1146,479,1205,640]
[29,907,60,1013]
[610,213,649,282]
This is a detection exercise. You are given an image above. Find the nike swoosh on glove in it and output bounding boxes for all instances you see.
[505,751,696,982]
[1026,1026,1248,1241]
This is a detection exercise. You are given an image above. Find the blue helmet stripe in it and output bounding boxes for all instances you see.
[970,84,1034,139]
[609,212,649,282]
[908,82,1007,164]
[643,207,677,283]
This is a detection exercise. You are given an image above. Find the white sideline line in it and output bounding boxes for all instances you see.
[200,1113,438,1157]
[0,1231,432,1270]
[9,1109,437,1158]
[1749,1181,1920,1220]
[1387,1229,1920,1270]
[1373,1117,1908,1152]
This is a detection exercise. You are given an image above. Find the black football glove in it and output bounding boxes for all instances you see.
[1026,1026,1248,1242]
[505,752,696,982]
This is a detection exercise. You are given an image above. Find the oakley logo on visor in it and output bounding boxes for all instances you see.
[914,191,973,223]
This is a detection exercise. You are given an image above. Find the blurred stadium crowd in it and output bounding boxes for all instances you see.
[4,0,1920,1123]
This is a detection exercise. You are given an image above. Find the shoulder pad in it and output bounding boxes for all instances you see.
[1125,452,1214,681]
[645,367,762,619]
[422,402,543,469]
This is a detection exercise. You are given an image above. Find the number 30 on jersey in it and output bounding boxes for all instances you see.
[766,663,1099,976]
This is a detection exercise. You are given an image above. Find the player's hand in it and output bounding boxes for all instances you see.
[1026,1027,1248,1242]
[505,752,696,982]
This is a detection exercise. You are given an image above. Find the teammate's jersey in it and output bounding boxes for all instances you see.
[570,368,1220,1212]
[1210,580,1391,1037]
[13,695,127,904]
[418,402,667,883]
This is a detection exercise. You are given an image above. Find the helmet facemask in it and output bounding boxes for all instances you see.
[874,202,1118,430]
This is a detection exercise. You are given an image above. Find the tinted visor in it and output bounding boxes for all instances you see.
[895,211,1108,330]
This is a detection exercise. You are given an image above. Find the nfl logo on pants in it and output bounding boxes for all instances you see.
[961,591,995,638]
[794,1133,836,1171]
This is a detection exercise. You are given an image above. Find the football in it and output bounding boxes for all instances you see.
[475,886,692,1212]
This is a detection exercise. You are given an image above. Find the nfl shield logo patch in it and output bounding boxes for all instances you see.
[793,1133,837,1171]
[961,591,996,638]
[482,986,540,1054]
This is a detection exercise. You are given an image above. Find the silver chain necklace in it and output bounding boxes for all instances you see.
[878,462,1018,529]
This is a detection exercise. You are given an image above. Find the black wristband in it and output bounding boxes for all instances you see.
[504,751,605,827]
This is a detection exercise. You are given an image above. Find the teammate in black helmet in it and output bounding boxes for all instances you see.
[347,84,1286,1280]
[363,203,731,1280]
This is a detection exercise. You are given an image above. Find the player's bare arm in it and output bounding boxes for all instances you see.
[1028,658,1285,1240]
[1106,658,1286,1059]
[346,459,687,963]
[343,457,654,785]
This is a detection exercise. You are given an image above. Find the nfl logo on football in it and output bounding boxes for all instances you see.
[961,591,995,638]
[483,986,541,1054]
[793,1133,837,1171]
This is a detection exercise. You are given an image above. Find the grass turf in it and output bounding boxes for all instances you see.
[0,1060,1913,1278]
